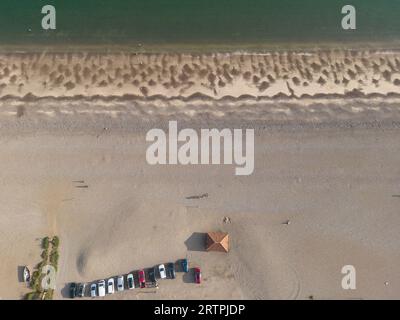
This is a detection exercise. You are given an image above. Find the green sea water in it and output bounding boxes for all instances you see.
[0,0,399,49]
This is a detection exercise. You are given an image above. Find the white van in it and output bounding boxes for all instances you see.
[158,264,166,279]
[107,278,115,294]
[98,280,106,297]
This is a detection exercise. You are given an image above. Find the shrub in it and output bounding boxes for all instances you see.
[50,251,59,267]
[25,292,40,300]
[30,271,40,288]
[32,277,42,292]
[41,250,48,260]
[51,236,60,248]
[44,289,54,300]
[28,235,60,300]
[42,237,49,250]
[36,261,46,270]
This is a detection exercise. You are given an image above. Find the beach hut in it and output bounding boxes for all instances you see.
[205,231,229,253]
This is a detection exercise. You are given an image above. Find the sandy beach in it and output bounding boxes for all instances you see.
[1,48,400,300]
[2,119,400,300]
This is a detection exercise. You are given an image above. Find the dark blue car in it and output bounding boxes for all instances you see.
[167,263,176,279]
[181,259,188,273]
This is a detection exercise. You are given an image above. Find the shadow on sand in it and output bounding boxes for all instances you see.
[184,232,206,252]
[60,283,71,299]
[17,266,25,282]
[182,268,195,284]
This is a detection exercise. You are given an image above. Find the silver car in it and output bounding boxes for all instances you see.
[90,283,97,297]
[107,278,115,294]
[117,275,124,292]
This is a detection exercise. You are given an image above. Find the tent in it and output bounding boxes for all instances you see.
[205,231,229,253]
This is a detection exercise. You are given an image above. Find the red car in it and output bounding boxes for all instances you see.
[194,267,201,284]
[138,270,146,288]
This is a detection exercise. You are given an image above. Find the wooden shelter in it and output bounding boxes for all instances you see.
[205,231,229,252]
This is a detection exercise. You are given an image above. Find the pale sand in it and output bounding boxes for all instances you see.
[1,49,400,300]
[1,113,400,299]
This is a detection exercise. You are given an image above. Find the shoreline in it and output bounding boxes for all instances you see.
[0,40,399,54]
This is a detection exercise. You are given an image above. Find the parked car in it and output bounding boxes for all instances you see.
[98,280,106,297]
[90,283,97,297]
[148,267,157,283]
[77,283,86,297]
[194,267,201,284]
[127,273,135,289]
[23,266,31,283]
[181,259,189,273]
[167,263,176,279]
[158,264,166,279]
[117,276,124,292]
[138,270,146,288]
[69,282,77,299]
[107,278,115,294]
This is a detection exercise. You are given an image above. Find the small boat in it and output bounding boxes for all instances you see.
[23,266,31,283]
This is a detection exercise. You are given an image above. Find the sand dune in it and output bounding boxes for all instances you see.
[0,50,399,100]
